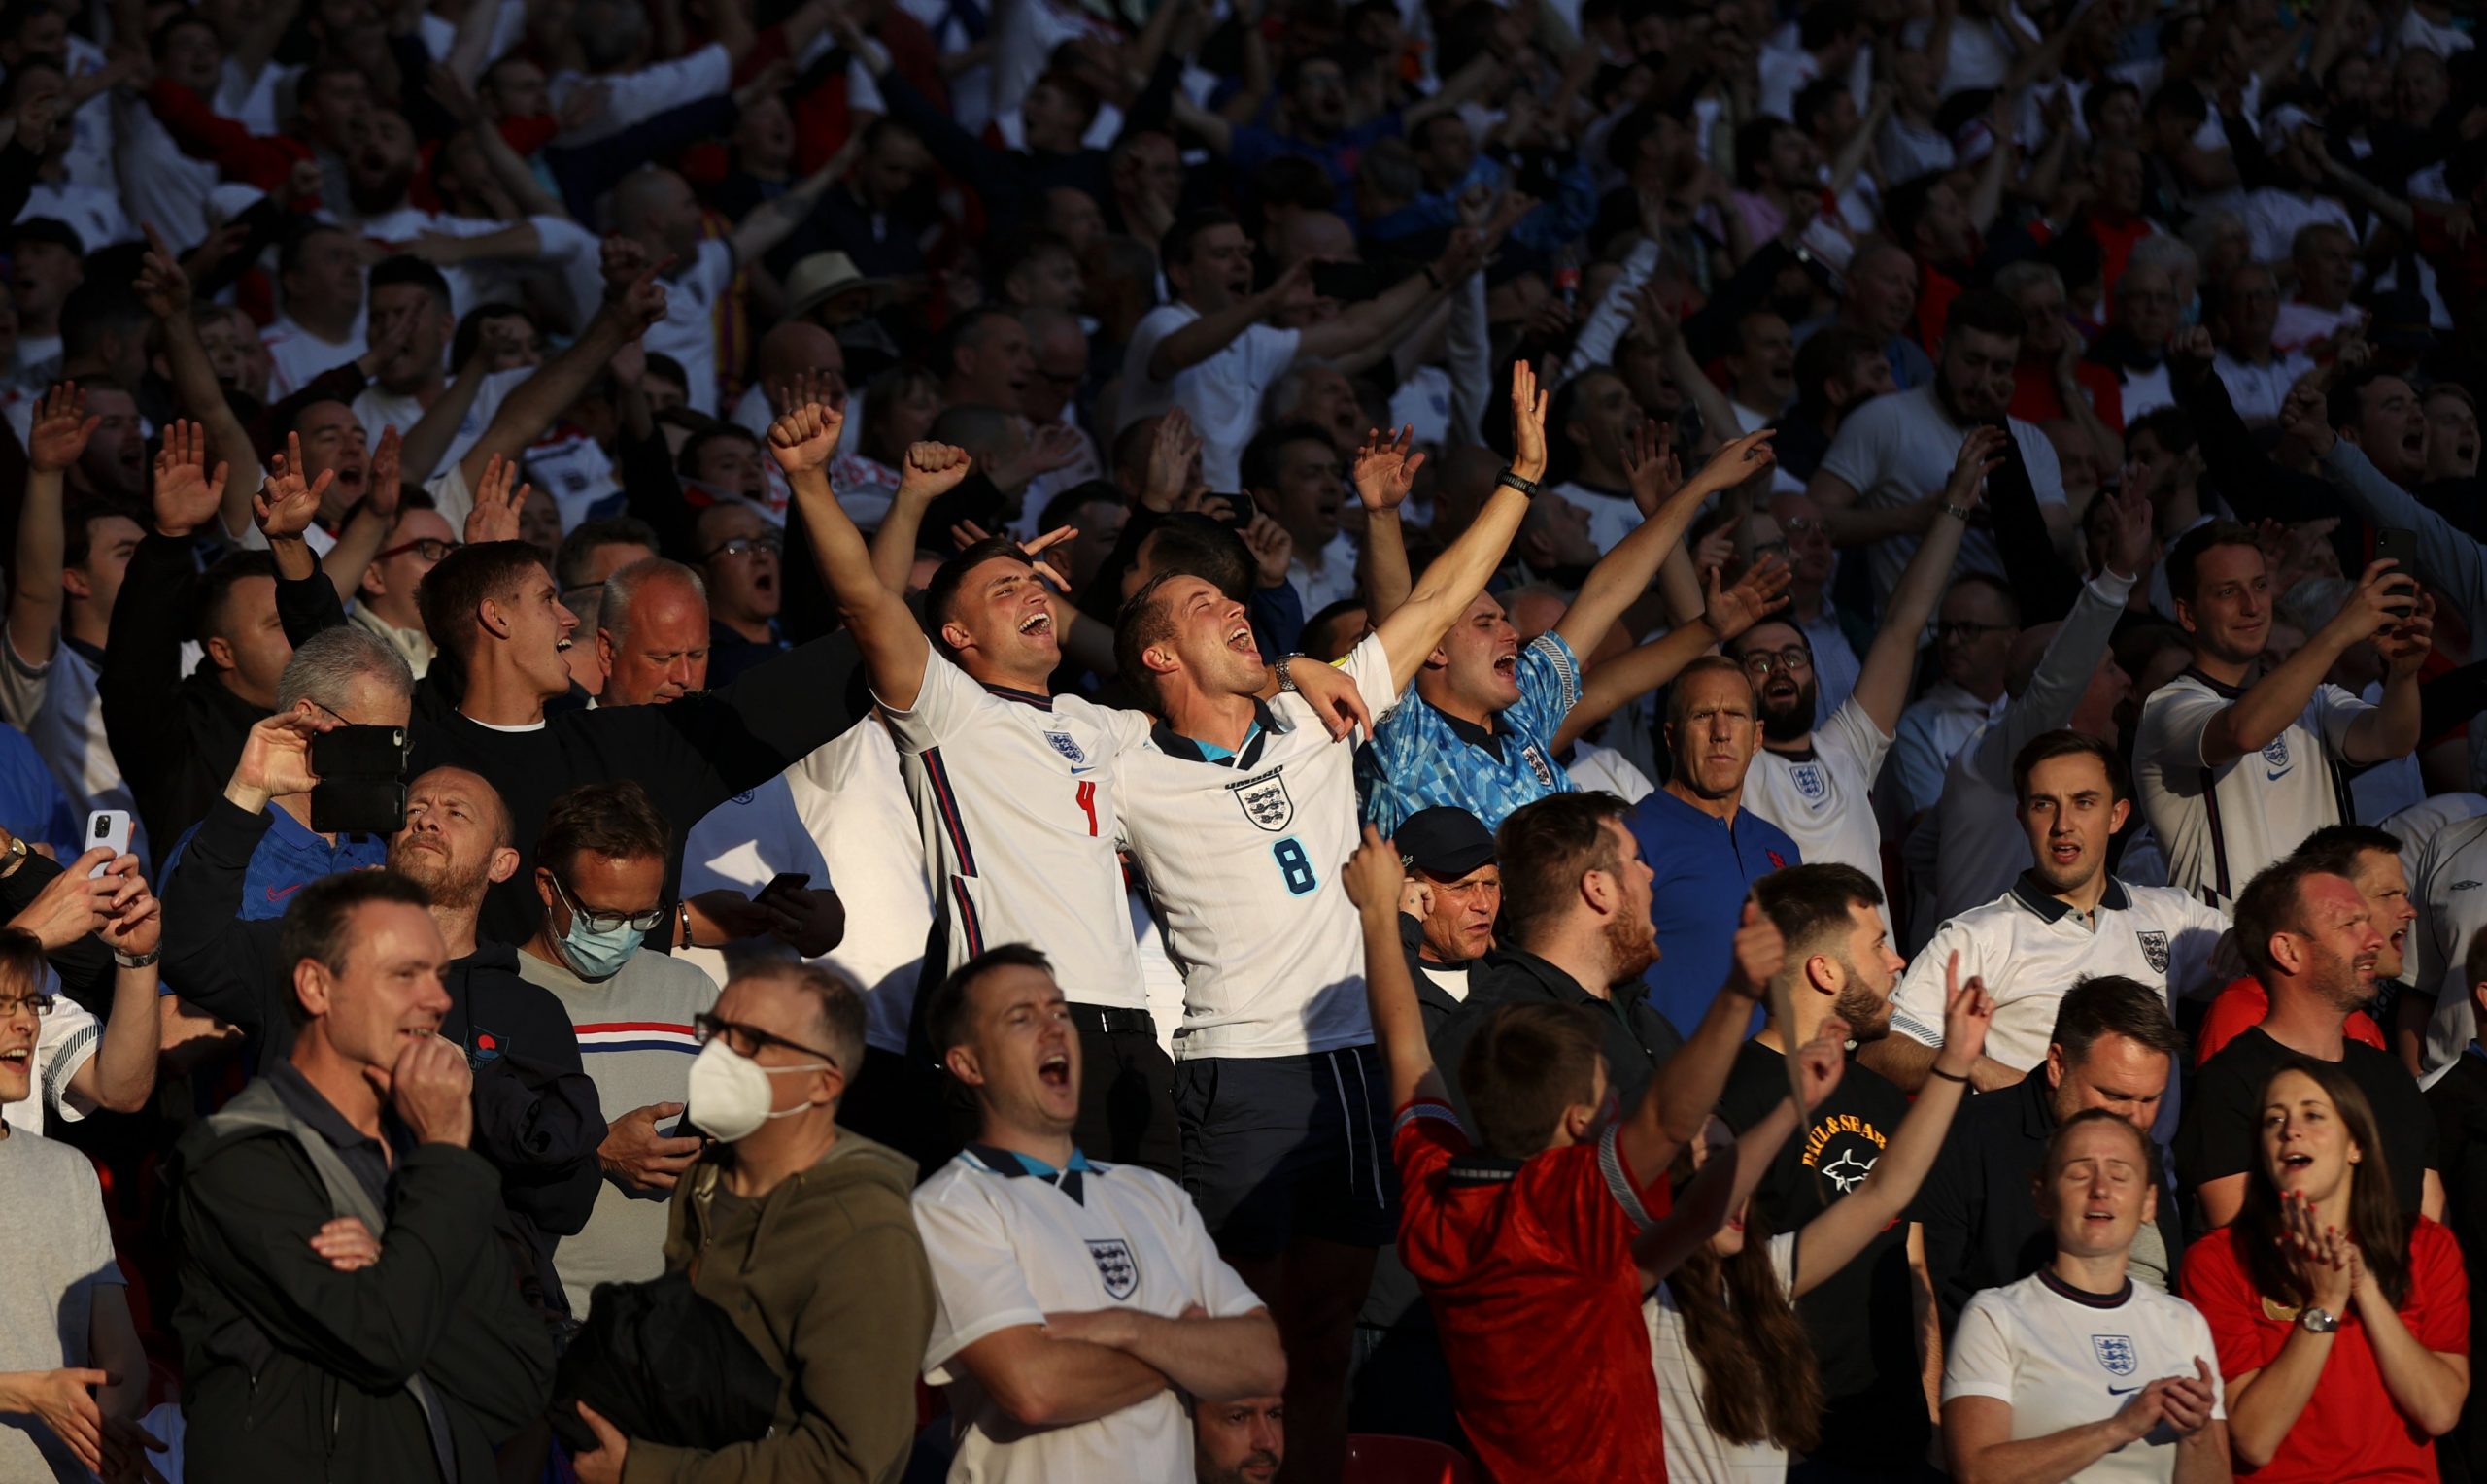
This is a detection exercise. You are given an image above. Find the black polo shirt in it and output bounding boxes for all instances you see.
[2176,1025,2436,1231]
[1431,945,1684,1130]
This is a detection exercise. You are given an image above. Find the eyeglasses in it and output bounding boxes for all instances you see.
[1740,647,1813,676]
[376,536,460,562]
[1937,621,2016,640]
[701,534,783,562]
[548,874,667,934]
[0,992,54,1019]
[694,1012,840,1069]
[1780,517,1827,537]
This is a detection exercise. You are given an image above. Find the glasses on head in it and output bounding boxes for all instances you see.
[549,874,667,935]
[0,991,54,1020]
[1780,517,1827,537]
[1740,647,1812,676]
[1937,620,2016,641]
[376,536,460,563]
[701,534,783,563]
[694,1012,840,1069]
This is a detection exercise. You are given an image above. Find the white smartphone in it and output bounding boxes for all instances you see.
[85,810,131,878]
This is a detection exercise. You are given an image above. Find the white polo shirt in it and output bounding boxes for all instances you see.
[2407,813,2487,1083]
[2134,670,2367,908]
[1117,303,1302,491]
[882,651,1154,1012]
[1744,695,1895,908]
[1114,636,1400,1059]
[916,1146,1264,1483]
[1890,875,2230,1071]
[1943,1269,2226,1484]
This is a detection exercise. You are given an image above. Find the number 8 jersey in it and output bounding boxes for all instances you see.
[1113,636,1403,1060]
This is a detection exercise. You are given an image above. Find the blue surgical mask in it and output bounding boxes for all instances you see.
[558,915,644,980]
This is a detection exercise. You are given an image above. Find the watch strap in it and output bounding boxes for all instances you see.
[1496,470,1543,498]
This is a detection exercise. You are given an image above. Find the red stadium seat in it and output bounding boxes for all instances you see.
[1343,1433,1477,1484]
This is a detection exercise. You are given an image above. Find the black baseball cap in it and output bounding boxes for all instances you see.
[1398,806,1496,878]
[10,217,81,255]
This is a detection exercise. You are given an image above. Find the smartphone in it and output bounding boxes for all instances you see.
[311,725,411,779]
[1311,261,1385,303]
[2375,527,2420,617]
[310,779,409,836]
[85,810,130,877]
[754,871,811,908]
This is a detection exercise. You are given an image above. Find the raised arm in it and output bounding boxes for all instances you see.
[68,859,165,1118]
[1555,556,1790,751]
[2197,558,2416,767]
[7,384,96,670]
[1795,961,1992,1296]
[1293,239,1471,366]
[1635,1022,1844,1286]
[451,241,668,493]
[1850,427,1996,733]
[1346,825,1447,1109]
[728,154,844,265]
[1370,362,1546,691]
[317,427,402,605]
[1557,425,1776,658]
[1618,900,1783,1184]
[773,380,935,709]
[1350,427,1419,621]
[137,225,262,542]
[1147,258,1309,382]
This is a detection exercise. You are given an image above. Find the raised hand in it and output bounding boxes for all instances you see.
[2332,556,2423,644]
[1242,514,1293,589]
[24,383,98,474]
[2166,324,2215,380]
[1510,358,1550,482]
[1342,823,1405,913]
[1724,897,1787,1000]
[1793,1015,1850,1110]
[1685,428,1778,499]
[767,391,844,478]
[2374,591,2436,677]
[367,425,404,523]
[1142,406,1204,512]
[2098,477,2155,579]
[1622,420,1682,517]
[2280,383,2336,457]
[1945,424,2008,505]
[135,222,192,320]
[898,440,973,502]
[1935,950,1996,1073]
[256,431,335,541]
[1352,425,1426,512]
[228,711,334,811]
[2282,1191,2359,1313]
[99,862,161,959]
[1702,552,1791,639]
[1026,422,1086,477]
[152,420,230,539]
[463,455,527,545]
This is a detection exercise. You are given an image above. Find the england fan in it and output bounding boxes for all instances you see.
[769,379,1368,1174]
[1725,424,1997,907]
[912,945,1286,1483]
[1867,732,2228,1092]
[1106,361,1564,1476]
[2133,524,2429,910]
[2402,812,2487,1084]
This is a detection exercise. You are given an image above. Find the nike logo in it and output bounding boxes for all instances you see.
[2266,768,2291,783]
[1070,766,1099,776]
[2107,1384,2143,1395]
[265,882,306,903]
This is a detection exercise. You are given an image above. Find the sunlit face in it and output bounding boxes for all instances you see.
[1598,818,1659,978]
[2345,847,2415,982]
[2262,1066,2359,1207]
[1194,1395,1285,1484]
[488,564,578,699]
[2174,540,2270,666]
[600,575,712,706]
[1666,667,1760,799]
[1731,620,1816,741]
[2283,874,2386,1008]
[2019,752,2130,896]
[940,555,1060,681]
[1141,575,1266,699]
[1416,863,1499,962]
[946,962,1080,1132]
[388,766,511,911]
[2038,1118,2155,1258]
[2045,1032,2171,1130]
[697,502,780,626]
[1425,591,1523,714]
[300,901,453,1076]
[1825,901,1906,1041]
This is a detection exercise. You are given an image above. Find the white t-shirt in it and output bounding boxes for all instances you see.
[1745,695,1896,906]
[262,313,369,402]
[2134,671,2368,907]
[1815,384,2066,606]
[1569,742,1655,803]
[915,1148,1264,1484]
[1943,1270,2226,1484]
[2406,812,2487,1082]
[1651,1231,1798,1484]
[1550,479,1646,556]
[17,181,135,253]
[1284,529,1361,616]
[1890,877,2230,1071]
[111,87,225,251]
[0,1122,124,1481]
[1115,635,1401,1059]
[2243,189,2355,271]
[353,365,531,479]
[1891,683,2006,819]
[790,716,936,1056]
[2211,348,2316,424]
[1117,303,1303,491]
[881,650,1154,1011]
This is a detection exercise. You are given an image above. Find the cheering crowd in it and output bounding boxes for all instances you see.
[0,0,2482,1478]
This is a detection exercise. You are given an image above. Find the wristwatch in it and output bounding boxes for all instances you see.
[1939,500,1976,523]
[113,948,160,969]
[0,833,24,879]
[1496,469,1543,498]
[1274,655,1302,694]
[2298,1305,2341,1333]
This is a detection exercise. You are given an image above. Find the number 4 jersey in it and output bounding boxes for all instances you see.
[1114,636,1403,1060]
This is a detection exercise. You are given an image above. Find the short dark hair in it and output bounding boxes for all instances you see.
[1944,287,2026,344]
[0,926,48,1001]
[1460,1001,1607,1159]
[2123,405,2196,456]
[368,254,454,314]
[2291,825,2403,883]
[2011,728,2131,805]
[2043,1105,2155,1172]
[2080,77,2139,136]
[921,537,1035,659]
[1495,792,1630,945]
[451,302,541,366]
[1140,512,1253,599]
[2231,856,2331,984]
[1754,863,1883,959]
[1114,569,1190,708]
[1239,420,1337,492]
[678,423,764,482]
[1303,596,1368,661]
[418,540,551,664]
[196,550,279,646]
[2326,364,2400,435]
[63,498,145,571]
[1794,326,1882,414]
[555,515,661,589]
[1160,209,1241,277]
[925,943,1054,1060]
[2050,973,2186,1064]
[1664,653,1756,734]
[61,277,150,362]
[739,961,868,1077]
[278,219,353,281]
[535,780,670,879]
[277,870,433,1025]
[2163,520,2262,610]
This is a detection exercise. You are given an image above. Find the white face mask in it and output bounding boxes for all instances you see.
[685,1038,829,1143]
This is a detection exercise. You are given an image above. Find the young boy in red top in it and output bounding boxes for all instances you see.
[1343,826,1844,1482]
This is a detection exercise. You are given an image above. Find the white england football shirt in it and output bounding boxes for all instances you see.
[1944,1269,2226,1484]
[1115,303,1303,491]
[881,651,1154,1011]
[2407,813,2487,1083]
[1890,877,2231,1071]
[2134,671,2368,907]
[1744,695,1895,910]
[915,1148,1264,1484]
[1113,636,1400,1059]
